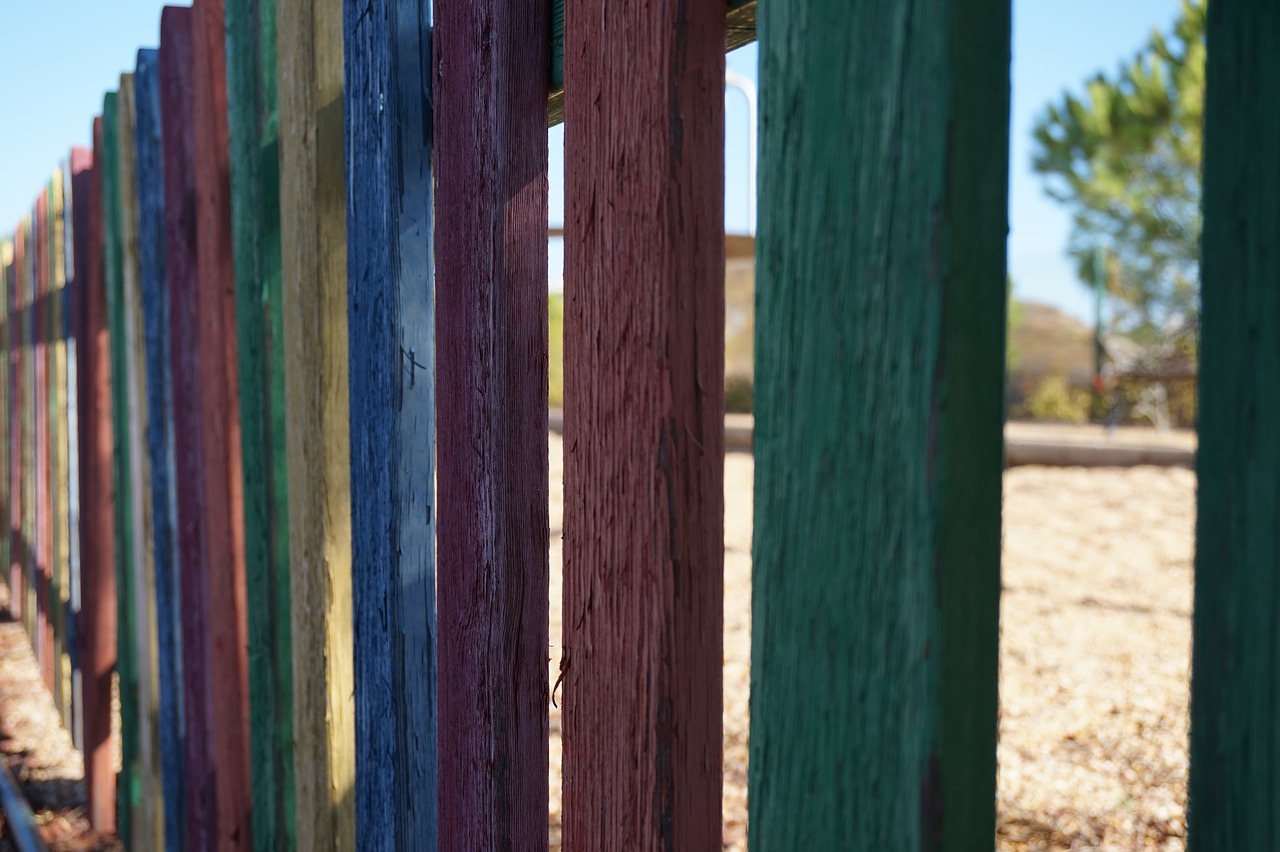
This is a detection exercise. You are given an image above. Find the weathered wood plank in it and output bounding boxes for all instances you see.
[749,2,1010,849]
[159,9,216,848]
[1189,3,1280,846]
[0,238,10,624]
[435,0,549,844]
[344,1,437,847]
[35,189,52,697]
[102,91,142,843]
[0,237,8,612]
[277,0,356,847]
[117,76,164,852]
[64,155,84,757]
[74,133,115,833]
[52,166,72,736]
[23,211,35,647]
[225,0,296,847]
[191,2,255,849]
[546,0,756,126]
[561,0,725,846]
[9,221,24,627]
[134,47,185,852]
[23,213,35,648]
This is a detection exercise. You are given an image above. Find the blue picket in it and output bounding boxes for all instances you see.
[133,48,185,852]
[344,1,438,847]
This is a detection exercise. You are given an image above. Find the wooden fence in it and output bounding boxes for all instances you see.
[0,0,1276,849]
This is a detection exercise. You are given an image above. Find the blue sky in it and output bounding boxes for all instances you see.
[1,1,1184,322]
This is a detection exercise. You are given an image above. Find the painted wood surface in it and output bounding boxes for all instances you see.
[64,155,85,757]
[51,169,73,735]
[0,239,8,626]
[1189,3,1280,846]
[117,77,165,852]
[344,0,437,846]
[435,0,549,844]
[102,91,143,842]
[24,212,36,647]
[749,2,1009,849]
[225,0,296,846]
[547,0,756,125]
[159,9,216,848]
[35,190,52,698]
[192,3,255,849]
[0,238,8,619]
[561,0,724,846]
[277,0,356,847]
[0,238,10,624]
[75,131,116,833]
[21,212,33,643]
[8,221,23,627]
[135,47,186,852]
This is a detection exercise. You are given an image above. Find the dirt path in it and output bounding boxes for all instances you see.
[0,434,1193,850]
[550,436,1193,851]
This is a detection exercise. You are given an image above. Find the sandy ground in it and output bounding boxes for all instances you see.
[550,434,1193,851]
[0,431,1193,849]
[0,585,121,850]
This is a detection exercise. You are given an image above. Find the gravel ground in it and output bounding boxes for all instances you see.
[550,435,1193,851]
[0,432,1193,850]
[0,585,122,850]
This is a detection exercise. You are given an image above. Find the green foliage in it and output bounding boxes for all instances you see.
[549,293,564,407]
[1021,376,1092,424]
[1032,0,1204,333]
[1007,277,1023,372]
[725,374,754,413]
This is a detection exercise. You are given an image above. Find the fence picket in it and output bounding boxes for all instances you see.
[749,3,1010,848]
[344,1,438,847]
[277,0,356,847]
[226,0,296,847]
[434,0,550,844]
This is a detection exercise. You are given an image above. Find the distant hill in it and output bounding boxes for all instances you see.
[1008,301,1095,400]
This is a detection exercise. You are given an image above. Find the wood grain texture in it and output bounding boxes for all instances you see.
[435,0,549,844]
[159,9,216,848]
[226,0,296,848]
[75,132,116,833]
[135,48,186,852]
[561,0,725,847]
[65,155,85,757]
[0,240,8,630]
[102,92,143,843]
[0,238,9,620]
[194,19,256,851]
[23,211,35,648]
[546,0,756,126]
[343,1,437,846]
[192,4,255,850]
[117,77,165,852]
[9,222,24,627]
[277,0,356,847]
[22,214,35,648]
[36,189,53,698]
[1189,3,1280,846]
[52,168,73,735]
[749,2,1009,849]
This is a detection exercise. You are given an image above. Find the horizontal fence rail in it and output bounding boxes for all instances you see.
[0,0,1275,850]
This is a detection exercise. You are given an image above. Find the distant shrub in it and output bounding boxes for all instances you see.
[549,293,564,407]
[1021,376,1091,424]
[725,374,753,413]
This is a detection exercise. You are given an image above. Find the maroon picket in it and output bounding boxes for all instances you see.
[159,7,216,849]
[433,0,550,846]
[562,0,727,847]
[191,2,253,848]
[78,127,117,833]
